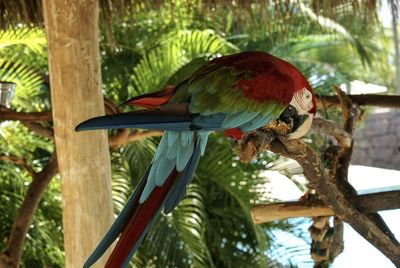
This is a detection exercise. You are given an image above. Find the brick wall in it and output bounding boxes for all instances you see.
[351,108,400,170]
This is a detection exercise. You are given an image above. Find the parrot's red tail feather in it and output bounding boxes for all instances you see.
[119,85,175,108]
[105,169,178,268]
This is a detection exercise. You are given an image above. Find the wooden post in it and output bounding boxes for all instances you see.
[42,1,114,267]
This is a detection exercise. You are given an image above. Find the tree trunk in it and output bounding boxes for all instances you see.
[42,1,114,267]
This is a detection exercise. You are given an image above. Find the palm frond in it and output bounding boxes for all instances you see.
[130,29,238,95]
[0,163,63,267]
[0,58,46,111]
[0,28,46,54]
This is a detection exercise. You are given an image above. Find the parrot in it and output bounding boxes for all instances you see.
[75,51,317,267]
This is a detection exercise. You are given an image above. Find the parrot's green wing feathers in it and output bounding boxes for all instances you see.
[171,63,286,120]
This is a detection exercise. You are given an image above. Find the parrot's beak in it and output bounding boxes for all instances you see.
[287,113,313,139]
[279,105,313,140]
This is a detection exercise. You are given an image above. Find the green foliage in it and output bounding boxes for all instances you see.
[129,29,238,97]
[0,28,47,111]
[0,164,63,268]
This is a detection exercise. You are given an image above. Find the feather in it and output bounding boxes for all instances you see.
[155,157,175,186]
[221,111,259,128]
[239,113,273,131]
[119,85,175,108]
[164,138,203,214]
[197,131,209,155]
[82,169,150,268]
[176,140,195,171]
[105,170,178,268]
[167,131,179,146]
[180,131,193,147]
[75,111,192,132]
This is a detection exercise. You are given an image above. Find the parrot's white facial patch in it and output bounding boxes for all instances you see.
[292,87,314,114]
[286,88,314,139]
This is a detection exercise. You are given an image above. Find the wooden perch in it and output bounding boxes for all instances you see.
[317,94,400,109]
[309,117,351,147]
[266,137,400,265]
[252,190,400,223]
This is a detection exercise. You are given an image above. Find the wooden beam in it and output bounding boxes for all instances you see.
[252,190,400,223]
[43,1,114,267]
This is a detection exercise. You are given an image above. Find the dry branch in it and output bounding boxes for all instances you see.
[0,109,52,122]
[0,151,58,268]
[0,154,35,177]
[267,137,400,266]
[109,129,162,148]
[252,190,400,223]
[310,117,352,147]
[21,122,54,140]
[317,94,400,109]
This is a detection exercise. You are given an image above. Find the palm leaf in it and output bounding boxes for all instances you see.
[0,28,46,54]
[129,29,238,96]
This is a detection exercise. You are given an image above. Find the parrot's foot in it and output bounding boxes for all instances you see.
[234,120,293,163]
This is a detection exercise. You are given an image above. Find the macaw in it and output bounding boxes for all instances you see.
[75,51,317,267]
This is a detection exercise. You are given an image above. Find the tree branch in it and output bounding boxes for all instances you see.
[310,117,352,147]
[109,129,162,148]
[21,122,54,140]
[0,109,52,122]
[317,94,400,109]
[252,190,400,223]
[267,137,400,266]
[0,154,35,177]
[1,151,58,268]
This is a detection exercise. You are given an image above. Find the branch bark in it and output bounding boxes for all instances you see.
[252,190,400,223]
[21,122,54,140]
[109,129,162,148]
[0,151,58,268]
[267,138,400,266]
[0,109,52,122]
[317,94,400,109]
[310,117,352,147]
[0,154,35,177]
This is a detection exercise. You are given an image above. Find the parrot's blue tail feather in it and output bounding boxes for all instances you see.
[83,169,150,268]
[164,134,204,213]
[75,112,192,132]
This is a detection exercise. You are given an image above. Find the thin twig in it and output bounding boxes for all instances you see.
[21,122,54,140]
[109,129,162,148]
